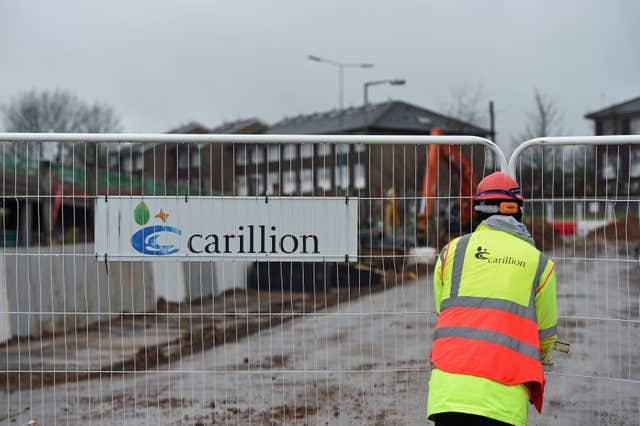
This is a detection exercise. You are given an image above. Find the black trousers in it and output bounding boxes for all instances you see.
[431,412,512,426]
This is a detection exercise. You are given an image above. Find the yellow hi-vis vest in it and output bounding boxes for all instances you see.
[427,216,557,425]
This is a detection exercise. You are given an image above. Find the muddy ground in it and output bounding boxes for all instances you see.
[1,241,639,425]
[1,266,412,394]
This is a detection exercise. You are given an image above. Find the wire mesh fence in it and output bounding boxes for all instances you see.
[0,133,638,425]
[510,137,640,425]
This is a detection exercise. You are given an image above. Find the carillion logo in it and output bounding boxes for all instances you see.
[131,202,182,256]
[129,201,322,257]
[474,246,526,268]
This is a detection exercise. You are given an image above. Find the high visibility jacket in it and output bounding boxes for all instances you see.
[427,216,557,425]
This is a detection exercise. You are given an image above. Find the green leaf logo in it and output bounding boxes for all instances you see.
[134,202,150,225]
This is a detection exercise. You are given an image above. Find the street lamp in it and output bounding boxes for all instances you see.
[363,79,406,129]
[307,55,374,131]
[308,55,374,195]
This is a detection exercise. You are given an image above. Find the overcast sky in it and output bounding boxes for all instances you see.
[1,0,639,151]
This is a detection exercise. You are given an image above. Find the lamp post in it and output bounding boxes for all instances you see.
[363,79,406,130]
[308,55,373,195]
[307,55,373,131]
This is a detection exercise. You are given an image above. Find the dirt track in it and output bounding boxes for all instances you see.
[2,242,639,425]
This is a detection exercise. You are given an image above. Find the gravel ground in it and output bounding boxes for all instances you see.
[2,243,639,425]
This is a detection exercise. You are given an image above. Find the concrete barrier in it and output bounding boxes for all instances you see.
[0,244,251,342]
[1,244,156,338]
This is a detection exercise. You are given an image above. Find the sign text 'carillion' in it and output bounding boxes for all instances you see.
[187,225,319,255]
[95,197,357,261]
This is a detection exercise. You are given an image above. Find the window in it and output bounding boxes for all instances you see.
[602,155,618,180]
[318,167,331,190]
[601,119,615,135]
[283,171,296,194]
[251,173,264,193]
[267,172,279,195]
[251,146,264,164]
[337,144,349,154]
[235,175,247,196]
[631,117,640,134]
[122,156,132,172]
[630,148,640,178]
[355,143,366,153]
[178,149,190,169]
[40,142,58,162]
[318,144,331,156]
[268,146,281,162]
[133,155,144,171]
[191,149,201,168]
[301,144,313,158]
[284,144,296,160]
[301,169,313,193]
[354,163,366,189]
[335,165,350,189]
[236,146,248,165]
[61,145,74,166]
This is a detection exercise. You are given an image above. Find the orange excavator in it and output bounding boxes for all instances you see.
[417,127,478,234]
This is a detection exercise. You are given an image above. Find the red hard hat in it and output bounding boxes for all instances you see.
[473,172,524,202]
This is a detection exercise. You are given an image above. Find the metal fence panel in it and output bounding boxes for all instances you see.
[3,133,639,424]
[509,136,640,424]
[0,133,503,425]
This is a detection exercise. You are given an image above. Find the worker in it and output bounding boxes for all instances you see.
[427,172,557,426]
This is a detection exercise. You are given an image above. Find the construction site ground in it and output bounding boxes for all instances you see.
[1,237,639,425]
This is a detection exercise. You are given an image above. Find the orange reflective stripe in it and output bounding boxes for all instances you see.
[436,306,540,347]
[434,327,541,360]
[431,336,545,412]
[536,262,555,295]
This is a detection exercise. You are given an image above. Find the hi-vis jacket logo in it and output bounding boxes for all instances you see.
[131,202,182,256]
[474,245,526,268]
[475,246,490,260]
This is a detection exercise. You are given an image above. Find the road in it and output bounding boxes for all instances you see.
[2,244,639,425]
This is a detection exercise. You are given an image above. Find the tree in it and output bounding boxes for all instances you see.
[2,89,121,133]
[514,89,567,198]
[517,89,564,141]
[1,89,122,245]
[2,89,121,165]
[446,83,489,129]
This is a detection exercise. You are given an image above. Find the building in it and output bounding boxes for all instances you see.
[107,118,266,196]
[585,95,640,194]
[207,118,267,195]
[0,103,487,247]
[235,100,493,198]
[230,100,493,232]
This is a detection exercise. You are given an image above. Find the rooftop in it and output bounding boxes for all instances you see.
[585,95,640,119]
[267,100,491,136]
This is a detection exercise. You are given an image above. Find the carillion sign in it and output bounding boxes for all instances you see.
[94,197,358,261]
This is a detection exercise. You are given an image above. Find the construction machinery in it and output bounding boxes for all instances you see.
[417,127,479,242]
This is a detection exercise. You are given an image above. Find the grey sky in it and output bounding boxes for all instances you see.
[1,0,638,150]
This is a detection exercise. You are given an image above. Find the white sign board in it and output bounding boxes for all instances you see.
[95,197,358,261]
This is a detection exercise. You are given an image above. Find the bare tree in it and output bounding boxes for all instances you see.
[79,102,122,134]
[2,89,121,163]
[2,89,122,178]
[446,83,489,128]
[517,88,564,141]
[1,89,122,244]
[2,89,121,134]
[514,89,567,197]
